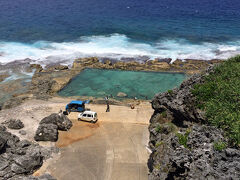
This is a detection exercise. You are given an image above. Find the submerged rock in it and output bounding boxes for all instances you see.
[117,92,128,97]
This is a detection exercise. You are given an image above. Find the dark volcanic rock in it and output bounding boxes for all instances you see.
[0,128,55,179]
[34,124,58,142]
[11,146,43,174]
[34,113,72,142]
[0,125,6,131]
[19,130,27,135]
[44,64,69,72]
[155,58,172,64]
[0,136,6,152]
[151,66,215,126]
[7,119,24,129]
[0,130,20,149]
[40,113,72,131]
[149,124,240,180]
[148,66,240,180]
[151,73,205,125]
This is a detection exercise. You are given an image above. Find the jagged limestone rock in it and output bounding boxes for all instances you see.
[148,66,240,180]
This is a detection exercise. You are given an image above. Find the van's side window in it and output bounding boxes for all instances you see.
[87,114,91,117]
[83,114,87,117]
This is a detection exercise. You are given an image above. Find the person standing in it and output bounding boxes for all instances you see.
[105,96,110,112]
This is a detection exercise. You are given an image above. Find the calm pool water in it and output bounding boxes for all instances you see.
[59,69,186,99]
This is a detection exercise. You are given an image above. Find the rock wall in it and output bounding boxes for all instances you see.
[148,67,240,180]
[0,125,57,179]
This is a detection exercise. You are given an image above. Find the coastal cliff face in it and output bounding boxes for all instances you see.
[148,66,240,179]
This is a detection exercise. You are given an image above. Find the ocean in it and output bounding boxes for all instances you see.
[0,0,240,65]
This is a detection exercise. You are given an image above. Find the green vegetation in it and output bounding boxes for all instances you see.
[155,122,177,134]
[155,141,164,148]
[176,129,191,148]
[161,111,167,118]
[192,55,240,145]
[214,141,227,151]
[154,164,161,170]
[167,89,173,94]
[155,124,163,133]
[167,122,177,133]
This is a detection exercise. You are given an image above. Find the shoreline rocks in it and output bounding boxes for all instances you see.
[0,57,222,109]
[0,74,10,83]
[30,57,221,99]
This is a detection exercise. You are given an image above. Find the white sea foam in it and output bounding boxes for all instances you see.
[0,69,35,83]
[0,34,240,65]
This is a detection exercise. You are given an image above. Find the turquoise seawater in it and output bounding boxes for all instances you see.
[59,69,186,100]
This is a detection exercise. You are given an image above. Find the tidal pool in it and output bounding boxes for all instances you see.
[59,69,186,100]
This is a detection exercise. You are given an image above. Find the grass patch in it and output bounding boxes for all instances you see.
[155,122,177,134]
[154,164,161,170]
[167,122,177,133]
[167,89,173,94]
[161,111,167,118]
[176,129,191,148]
[214,141,227,151]
[155,141,164,148]
[155,124,163,133]
[192,55,240,145]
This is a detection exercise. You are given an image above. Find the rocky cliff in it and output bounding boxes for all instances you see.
[148,66,240,179]
[0,125,57,179]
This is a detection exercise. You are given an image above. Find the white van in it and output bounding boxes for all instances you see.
[78,111,98,123]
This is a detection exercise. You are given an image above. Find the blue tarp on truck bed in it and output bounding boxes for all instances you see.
[69,100,90,105]
[65,100,90,112]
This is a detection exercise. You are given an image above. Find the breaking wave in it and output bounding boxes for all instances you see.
[0,34,240,65]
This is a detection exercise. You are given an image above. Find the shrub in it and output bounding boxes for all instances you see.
[214,141,227,151]
[167,122,177,133]
[154,164,161,170]
[155,141,164,148]
[192,55,240,145]
[161,111,167,118]
[155,124,163,133]
[167,89,173,94]
[176,129,191,148]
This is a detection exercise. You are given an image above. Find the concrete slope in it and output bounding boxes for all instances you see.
[33,100,153,180]
[46,121,149,180]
